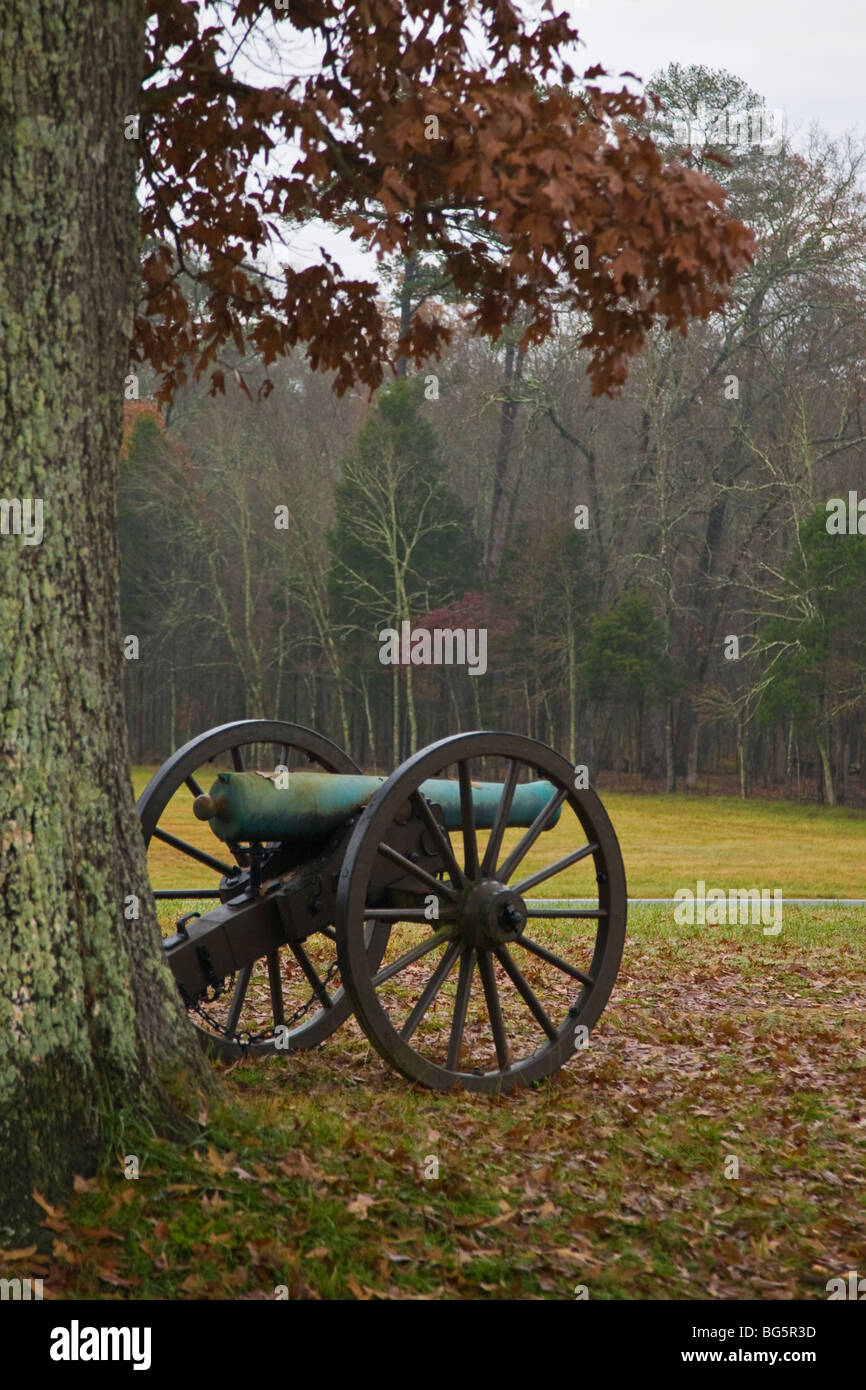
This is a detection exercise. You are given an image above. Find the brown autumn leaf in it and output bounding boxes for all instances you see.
[346,1274,377,1300]
[347,1194,379,1220]
[136,1,753,404]
[206,1144,236,1174]
[97,1265,140,1289]
[32,1189,64,1220]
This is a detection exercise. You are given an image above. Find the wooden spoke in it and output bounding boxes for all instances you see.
[478,951,509,1070]
[376,841,459,900]
[289,942,334,1009]
[153,889,223,900]
[410,790,468,888]
[480,758,520,877]
[185,773,204,798]
[224,965,251,1035]
[152,826,234,876]
[520,936,593,988]
[457,760,479,880]
[362,908,456,922]
[371,927,455,988]
[266,951,285,1029]
[511,841,597,895]
[399,939,461,1041]
[494,946,558,1040]
[230,745,246,771]
[497,788,567,884]
[524,908,607,919]
[446,948,475,1071]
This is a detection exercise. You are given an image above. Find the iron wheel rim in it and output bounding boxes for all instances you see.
[136,719,389,1057]
[336,731,627,1093]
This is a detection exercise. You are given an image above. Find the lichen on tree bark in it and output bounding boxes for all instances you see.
[0,0,217,1245]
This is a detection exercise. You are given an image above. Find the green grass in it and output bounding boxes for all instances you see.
[21,904,866,1301]
[130,766,866,899]
[14,773,857,1299]
[601,791,866,898]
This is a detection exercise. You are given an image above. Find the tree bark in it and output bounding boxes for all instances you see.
[664,698,676,793]
[817,731,835,807]
[0,0,216,1245]
[395,253,417,378]
[485,341,525,582]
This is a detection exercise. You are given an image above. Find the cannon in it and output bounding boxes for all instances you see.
[136,721,627,1093]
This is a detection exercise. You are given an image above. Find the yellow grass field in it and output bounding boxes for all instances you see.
[42,771,865,1302]
[131,766,866,902]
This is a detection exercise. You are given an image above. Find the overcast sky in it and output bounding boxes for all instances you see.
[282,0,865,280]
[569,0,865,141]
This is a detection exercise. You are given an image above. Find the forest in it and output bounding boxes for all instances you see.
[3,0,865,1323]
[120,65,866,803]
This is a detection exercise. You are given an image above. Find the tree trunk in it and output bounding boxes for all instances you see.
[784,716,794,799]
[0,0,216,1245]
[817,732,835,807]
[664,698,675,792]
[359,674,377,770]
[470,673,482,732]
[686,717,700,788]
[584,708,595,781]
[323,632,350,752]
[405,660,418,751]
[566,622,577,761]
[392,666,400,767]
[839,724,850,806]
[395,253,417,378]
[485,341,525,582]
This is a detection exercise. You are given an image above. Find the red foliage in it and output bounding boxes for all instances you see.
[136,2,754,401]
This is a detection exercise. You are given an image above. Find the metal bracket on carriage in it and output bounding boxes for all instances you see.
[161,798,449,1005]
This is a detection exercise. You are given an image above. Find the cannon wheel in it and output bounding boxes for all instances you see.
[136,719,389,1059]
[336,731,627,1093]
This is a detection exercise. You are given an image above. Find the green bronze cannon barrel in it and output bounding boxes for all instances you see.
[193,770,560,843]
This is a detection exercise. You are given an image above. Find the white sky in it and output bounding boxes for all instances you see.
[568,0,865,141]
[278,0,866,282]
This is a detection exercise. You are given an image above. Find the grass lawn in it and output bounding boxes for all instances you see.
[131,766,866,900]
[19,775,863,1300]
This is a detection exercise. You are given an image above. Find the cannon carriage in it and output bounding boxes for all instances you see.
[137,721,627,1093]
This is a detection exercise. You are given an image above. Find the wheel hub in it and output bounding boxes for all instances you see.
[457,879,527,949]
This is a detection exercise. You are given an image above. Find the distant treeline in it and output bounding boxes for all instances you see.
[121,112,866,804]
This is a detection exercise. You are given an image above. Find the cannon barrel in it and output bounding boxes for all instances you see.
[193,770,560,843]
